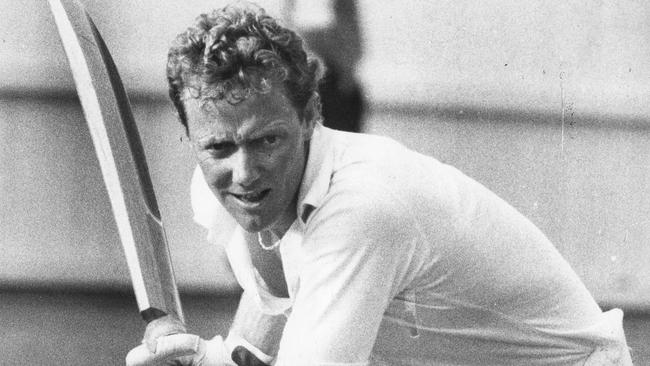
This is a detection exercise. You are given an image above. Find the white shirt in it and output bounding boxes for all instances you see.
[191,124,629,365]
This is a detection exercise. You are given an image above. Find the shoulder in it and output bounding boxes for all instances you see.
[304,160,416,249]
[298,142,424,292]
[330,129,409,164]
[307,129,438,229]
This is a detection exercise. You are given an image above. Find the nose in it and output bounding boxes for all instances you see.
[230,148,261,188]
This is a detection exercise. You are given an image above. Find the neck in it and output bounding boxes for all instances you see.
[268,207,297,239]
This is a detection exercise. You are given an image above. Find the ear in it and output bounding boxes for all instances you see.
[301,93,322,141]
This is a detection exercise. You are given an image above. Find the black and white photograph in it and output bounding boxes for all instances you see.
[0,1,648,364]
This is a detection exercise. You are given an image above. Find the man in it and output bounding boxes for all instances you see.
[127,2,632,365]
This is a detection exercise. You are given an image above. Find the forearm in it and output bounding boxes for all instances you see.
[228,291,287,359]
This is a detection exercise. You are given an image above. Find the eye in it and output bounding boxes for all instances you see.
[252,135,280,149]
[262,135,278,145]
[205,141,235,156]
[210,142,227,150]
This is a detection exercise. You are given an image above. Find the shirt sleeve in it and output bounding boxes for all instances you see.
[275,183,420,365]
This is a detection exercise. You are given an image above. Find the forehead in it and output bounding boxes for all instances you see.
[184,88,299,138]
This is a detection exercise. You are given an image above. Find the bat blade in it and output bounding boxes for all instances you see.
[48,0,183,324]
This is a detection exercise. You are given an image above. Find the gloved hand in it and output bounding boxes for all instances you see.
[125,315,233,366]
[125,316,273,366]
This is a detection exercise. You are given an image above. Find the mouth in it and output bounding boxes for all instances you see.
[230,189,271,207]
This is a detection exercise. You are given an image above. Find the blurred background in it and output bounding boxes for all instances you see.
[1,0,648,364]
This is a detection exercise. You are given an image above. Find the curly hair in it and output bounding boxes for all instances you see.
[167,1,323,134]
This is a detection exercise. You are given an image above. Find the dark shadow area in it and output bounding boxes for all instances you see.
[0,289,239,365]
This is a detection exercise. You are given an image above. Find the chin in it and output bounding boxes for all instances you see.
[234,214,270,233]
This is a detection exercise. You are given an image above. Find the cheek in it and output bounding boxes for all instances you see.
[267,144,299,176]
[270,142,304,185]
[198,158,230,191]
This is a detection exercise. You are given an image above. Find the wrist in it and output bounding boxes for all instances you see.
[202,335,236,366]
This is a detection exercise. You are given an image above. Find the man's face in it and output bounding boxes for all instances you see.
[185,88,313,233]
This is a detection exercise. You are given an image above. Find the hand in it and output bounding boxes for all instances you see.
[125,315,231,366]
[126,335,271,366]
[125,333,204,366]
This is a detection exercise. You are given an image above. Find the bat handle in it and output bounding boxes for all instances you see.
[141,308,170,323]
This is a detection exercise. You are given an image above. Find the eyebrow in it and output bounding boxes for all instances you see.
[195,135,229,149]
[245,119,291,138]
[196,119,291,147]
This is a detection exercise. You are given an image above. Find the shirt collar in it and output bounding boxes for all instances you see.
[296,122,335,224]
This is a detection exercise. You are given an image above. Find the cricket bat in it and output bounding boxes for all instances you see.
[48,0,184,325]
